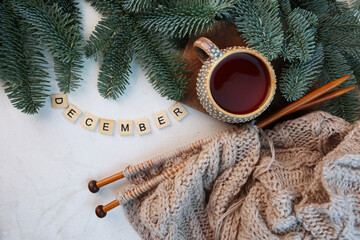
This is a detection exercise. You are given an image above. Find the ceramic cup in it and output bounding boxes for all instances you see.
[193,37,276,123]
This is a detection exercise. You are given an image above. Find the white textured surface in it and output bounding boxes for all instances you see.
[0,2,229,240]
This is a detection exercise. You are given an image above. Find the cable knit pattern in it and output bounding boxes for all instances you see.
[123,111,360,239]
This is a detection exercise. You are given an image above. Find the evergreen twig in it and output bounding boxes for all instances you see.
[139,0,234,39]
[133,27,189,100]
[320,47,360,122]
[278,0,292,16]
[84,15,125,60]
[291,0,329,16]
[0,3,50,114]
[97,27,133,99]
[85,8,189,100]
[282,8,317,62]
[122,0,157,13]
[12,0,84,93]
[280,44,323,101]
[318,11,360,46]
[234,0,284,61]
[85,0,123,16]
[48,0,82,23]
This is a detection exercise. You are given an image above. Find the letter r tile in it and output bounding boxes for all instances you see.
[169,102,188,121]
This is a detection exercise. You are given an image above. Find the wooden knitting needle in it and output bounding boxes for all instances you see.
[95,81,355,218]
[256,75,350,129]
[89,75,352,193]
[88,172,124,193]
[88,130,233,193]
[95,162,187,218]
[288,86,355,114]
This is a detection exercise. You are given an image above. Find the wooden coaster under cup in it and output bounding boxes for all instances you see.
[180,20,316,126]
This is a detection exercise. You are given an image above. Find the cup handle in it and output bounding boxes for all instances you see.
[193,37,223,63]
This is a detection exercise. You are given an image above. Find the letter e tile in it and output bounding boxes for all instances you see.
[62,104,82,123]
[99,119,115,135]
[153,111,170,129]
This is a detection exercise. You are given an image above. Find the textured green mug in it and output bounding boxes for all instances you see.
[193,37,276,123]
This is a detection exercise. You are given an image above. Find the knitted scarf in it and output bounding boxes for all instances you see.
[123,111,360,240]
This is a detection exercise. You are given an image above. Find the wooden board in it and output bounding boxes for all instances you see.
[180,20,317,127]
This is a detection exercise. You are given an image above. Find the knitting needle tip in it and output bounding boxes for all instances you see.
[88,171,125,193]
[339,75,350,81]
[88,180,100,193]
[95,205,107,218]
[324,75,350,90]
[95,200,120,218]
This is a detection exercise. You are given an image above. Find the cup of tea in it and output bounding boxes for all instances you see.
[194,37,276,123]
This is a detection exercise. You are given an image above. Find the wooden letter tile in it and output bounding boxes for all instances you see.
[81,113,99,131]
[62,104,82,123]
[51,93,68,108]
[118,120,133,136]
[134,118,151,135]
[153,111,170,129]
[169,102,188,121]
[99,119,115,135]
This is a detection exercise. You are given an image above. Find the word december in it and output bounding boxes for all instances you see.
[51,93,188,136]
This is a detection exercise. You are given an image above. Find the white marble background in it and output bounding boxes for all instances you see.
[0,1,229,239]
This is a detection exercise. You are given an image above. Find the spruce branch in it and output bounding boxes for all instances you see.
[320,46,360,122]
[342,0,360,10]
[291,0,329,16]
[87,4,190,100]
[139,0,234,39]
[280,44,323,101]
[343,49,360,86]
[85,14,135,99]
[278,0,292,16]
[97,30,133,99]
[0,3,50,114]
[48,0,82,24]
[50,0,84,92]
[327,0,360,13]
[12,0,84,93]
[133,27,188,100]
[122,0,157,13]
[53,57,82,92]
[318,11,360,47]
[85,0,123,16]
[234,0,284,61]
[282,8,318,62]
[318,9,360,87]
[84,15,125,60]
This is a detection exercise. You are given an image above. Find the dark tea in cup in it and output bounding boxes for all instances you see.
[209,52,271,115]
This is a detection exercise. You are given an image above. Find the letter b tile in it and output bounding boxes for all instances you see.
[134,118,151,136]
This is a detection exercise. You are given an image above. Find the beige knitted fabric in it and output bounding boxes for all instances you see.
[123,111,360,240]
